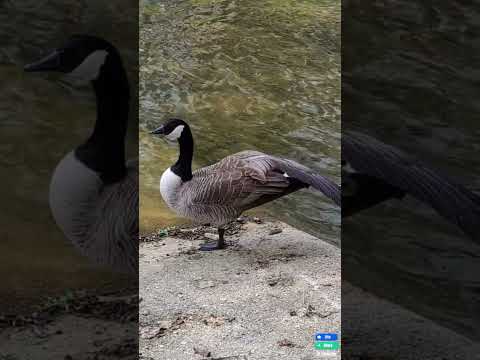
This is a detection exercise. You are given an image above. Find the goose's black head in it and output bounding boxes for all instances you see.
[151,118,193,181]
[150,118,191,143]
[24,35,123,85]
[25,35,130,184]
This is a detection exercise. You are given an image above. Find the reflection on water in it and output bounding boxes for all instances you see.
[139,0,341,244]
[0,0,138,312]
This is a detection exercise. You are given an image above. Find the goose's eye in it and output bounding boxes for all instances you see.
[57,49,78,71]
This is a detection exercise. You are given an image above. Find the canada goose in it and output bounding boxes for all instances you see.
[25,35,138,274]
[342,131,480,241]
[150,119,341,250]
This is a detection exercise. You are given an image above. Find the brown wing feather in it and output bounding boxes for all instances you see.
[184,152,304,212]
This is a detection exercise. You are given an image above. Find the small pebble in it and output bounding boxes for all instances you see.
[278,339,296,347]
[269,229,283,235]
[204,233,218,241]
[193,346,211,357]
[198,281,215,289]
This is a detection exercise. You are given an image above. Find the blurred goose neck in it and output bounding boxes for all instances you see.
[75,53,130,184]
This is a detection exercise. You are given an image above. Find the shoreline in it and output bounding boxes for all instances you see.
[140,217,341,360]
[2,217,478,359]
[0,217,341,360]
[0,288,138,360]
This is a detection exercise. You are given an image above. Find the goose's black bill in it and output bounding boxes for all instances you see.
[150,125,166,136]
[24,50,63,72]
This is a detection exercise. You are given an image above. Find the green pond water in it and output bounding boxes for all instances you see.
[0,0,340,313]
[139,0,341,244]
[343,1,480,340]
[0,0,138,312]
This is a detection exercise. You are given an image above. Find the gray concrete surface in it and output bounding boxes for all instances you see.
[139,219,341,360]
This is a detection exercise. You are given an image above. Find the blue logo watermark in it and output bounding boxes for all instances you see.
[314,333,339,352]
[315,333,338,341]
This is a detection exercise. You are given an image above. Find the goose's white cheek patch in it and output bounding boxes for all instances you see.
[165,125,185,141]
[66,50,108,84]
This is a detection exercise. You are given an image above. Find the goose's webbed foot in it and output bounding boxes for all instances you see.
[199,227,226,251]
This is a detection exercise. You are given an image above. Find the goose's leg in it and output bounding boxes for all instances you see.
[217,227,226,249]
[199,227,227,251]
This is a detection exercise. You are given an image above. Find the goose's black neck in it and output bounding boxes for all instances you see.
[171,126,193,182]
[75,52,129,184]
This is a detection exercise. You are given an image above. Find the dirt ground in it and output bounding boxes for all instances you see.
[139,218,341,360]
[0,290,138,360]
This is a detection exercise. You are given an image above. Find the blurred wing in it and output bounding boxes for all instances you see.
[343,131,480,240]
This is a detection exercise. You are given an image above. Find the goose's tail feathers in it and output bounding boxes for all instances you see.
[278,159,341,206]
